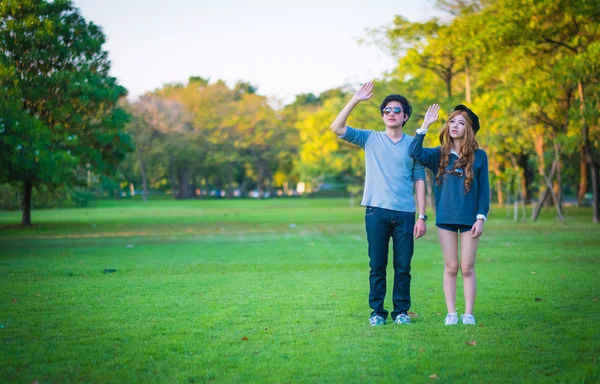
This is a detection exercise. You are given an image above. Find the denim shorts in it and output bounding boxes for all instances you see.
[436,223,472,233]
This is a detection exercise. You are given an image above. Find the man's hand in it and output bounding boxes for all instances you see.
[352,81,374,103]
[330,81,373,136]
[414,218,427,239]
[422,104,440,126]
[470,219,484,238]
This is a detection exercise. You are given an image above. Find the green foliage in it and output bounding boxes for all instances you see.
[69,187,94,207]
[0,0,133,223]
[124,77,298,198]
[359,0,600,216]
[0,183,20,211]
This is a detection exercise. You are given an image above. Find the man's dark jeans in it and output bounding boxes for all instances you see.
[365,206,415,319]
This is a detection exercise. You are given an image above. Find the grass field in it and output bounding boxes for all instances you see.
[1,198,599,383]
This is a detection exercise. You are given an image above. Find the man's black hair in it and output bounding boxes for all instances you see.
[380,94,412,123]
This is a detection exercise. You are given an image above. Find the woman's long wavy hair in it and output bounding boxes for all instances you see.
[436,110,479,193]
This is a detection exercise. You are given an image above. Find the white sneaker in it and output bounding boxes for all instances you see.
[369,315,386,326]
[393,313,411,325]
[461,314,476,325]
[444,312,459,325]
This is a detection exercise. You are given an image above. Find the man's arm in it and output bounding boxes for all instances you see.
[415,179,426,218]
[330,81,374,136]
[414,179,427,239]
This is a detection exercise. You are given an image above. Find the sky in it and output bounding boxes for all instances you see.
[72,0,441,104]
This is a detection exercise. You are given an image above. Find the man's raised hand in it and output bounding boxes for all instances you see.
[353,81,374,102]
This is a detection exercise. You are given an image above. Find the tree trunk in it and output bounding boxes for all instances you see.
[169,156,177,197]
[521,154,534,204]
[532,186,551,221]
[496,177,504,207]
[591,163,599,223]
[227,163,234,198]
[549,184,564,223]
[21,180,33,227]
[445,72,453,99]
[177,164,192,199]
[515,172,526,222]
[578,147,588,205]
[532,133,564,222]
[490,158,504,206]
[553,140,563,208]
[257,162,265,198]
[578,81,599,222]
[532,160,564,223]
[517,154,530,204]
[137,149,148,201]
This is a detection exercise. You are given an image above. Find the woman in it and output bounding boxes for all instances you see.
[409,104,490,325]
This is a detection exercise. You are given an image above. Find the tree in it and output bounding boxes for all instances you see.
[126,96,191,200]
[473,0,600,221]
[435,0,489,16]
[0,0,132,225]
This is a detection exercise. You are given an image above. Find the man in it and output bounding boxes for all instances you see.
[330,81,427,326]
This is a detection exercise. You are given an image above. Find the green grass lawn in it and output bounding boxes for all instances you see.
[1,198,599,383]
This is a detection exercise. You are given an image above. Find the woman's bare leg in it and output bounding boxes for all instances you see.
[438,228,459,314]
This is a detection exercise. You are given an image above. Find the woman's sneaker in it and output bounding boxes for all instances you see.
[369,314,386,326]
[444,312,459,325]
[461,314,476,325]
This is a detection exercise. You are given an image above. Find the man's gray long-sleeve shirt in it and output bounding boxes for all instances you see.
[340,126,425,213]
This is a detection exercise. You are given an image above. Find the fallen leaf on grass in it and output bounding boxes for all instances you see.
[466,340,477,346]
[12,298,17,303]
[408,312,419,317]
[429,374,439,379]
[36,294,40,297]
[241,337,248,341]
[479,324,485,328]
[531,272,536,275]
[560,276,565,279]
[309,330,313,333]
[419,349,425,353]
[593,298,598,302]
[435,313,442,316]
[535,298,544,302]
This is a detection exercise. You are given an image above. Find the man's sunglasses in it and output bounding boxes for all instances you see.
[382,107,403,114]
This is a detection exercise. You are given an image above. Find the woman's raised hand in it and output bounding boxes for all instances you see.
[423,104,440,126]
